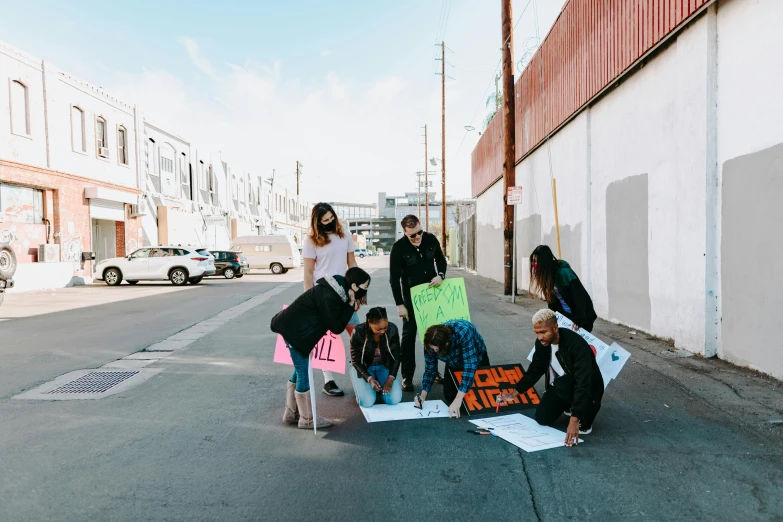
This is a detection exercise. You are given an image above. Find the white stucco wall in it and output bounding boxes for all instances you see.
[475,180,504,284]
[717,0,783,378]
[0,44,47,168]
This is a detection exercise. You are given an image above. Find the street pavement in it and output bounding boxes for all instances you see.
[1,256,782,521]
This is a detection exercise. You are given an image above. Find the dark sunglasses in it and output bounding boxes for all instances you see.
[408,230,424,239]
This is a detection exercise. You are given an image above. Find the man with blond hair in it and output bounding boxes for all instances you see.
[498,309,604,447]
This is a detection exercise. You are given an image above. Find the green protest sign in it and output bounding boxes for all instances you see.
[410,277,471,342]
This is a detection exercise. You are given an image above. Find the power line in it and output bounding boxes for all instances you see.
[450,0,535,161]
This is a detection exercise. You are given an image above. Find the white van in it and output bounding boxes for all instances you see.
[231,235,302,275]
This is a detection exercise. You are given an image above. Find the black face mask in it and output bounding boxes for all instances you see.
[320,220,336,233]
[353,287,368,300]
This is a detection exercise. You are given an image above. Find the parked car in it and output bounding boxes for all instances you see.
[354,248,369,258]
[0,243,16,306]
[210,250,250,279]
[232,235,301,275]
[195,248,217,277]
[94,246,213,286]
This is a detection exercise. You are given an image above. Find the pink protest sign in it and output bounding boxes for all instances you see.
[272,306,346,374]
[273,332,346,374]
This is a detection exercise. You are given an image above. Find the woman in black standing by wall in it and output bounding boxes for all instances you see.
[529,245,597,332]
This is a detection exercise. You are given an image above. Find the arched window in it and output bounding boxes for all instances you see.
[71,106,86,152]
[10,80,30,136]
[96,117,108,157]
[117,126,128,165]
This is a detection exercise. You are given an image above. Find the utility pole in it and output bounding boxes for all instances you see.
[417,168,422,216]
[441,41,447,253]
[295,161,302,196]
[502,0,516,296]
[424,124,429,231]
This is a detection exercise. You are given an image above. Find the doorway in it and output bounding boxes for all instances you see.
[92,219,117,263]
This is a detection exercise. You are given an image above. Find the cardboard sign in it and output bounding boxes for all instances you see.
[273,306,347,374]
[450,364,540,416]
[410,277,471,342]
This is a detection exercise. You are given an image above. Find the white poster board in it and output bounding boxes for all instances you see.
[527,312,630,387]
[360,400,449,423]
[470,413,581,452]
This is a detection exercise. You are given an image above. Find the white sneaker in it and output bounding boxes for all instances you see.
[579,425,592,435]
[563,410,571,417]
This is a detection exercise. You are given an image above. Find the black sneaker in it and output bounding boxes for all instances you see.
[401,379,414,392]
[563,410,571,417]
[322,381,344,397]
[433,372,443,384]
[579,424,592,435]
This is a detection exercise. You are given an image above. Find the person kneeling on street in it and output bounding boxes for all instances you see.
[498,309,604,447]
[350,307,402,407]
[270,267,371,429]
[414,319,490,418]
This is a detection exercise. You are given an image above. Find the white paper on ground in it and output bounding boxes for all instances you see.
[470,413,581,452]
[360,400,449,423]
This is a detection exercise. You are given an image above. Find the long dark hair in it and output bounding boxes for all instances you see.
[529,244,559,303]
[344,266,371,289]
[365,307,387,325]
[308,202,345,247]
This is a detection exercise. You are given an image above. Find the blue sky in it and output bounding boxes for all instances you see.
[0,0,565,203]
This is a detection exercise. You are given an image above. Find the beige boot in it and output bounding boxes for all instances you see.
[283,381,299,425]
[294,390,333,429]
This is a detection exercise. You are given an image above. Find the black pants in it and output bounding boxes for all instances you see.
[400,295,418,382]
[535,374,602,428]
[444,351,491,404]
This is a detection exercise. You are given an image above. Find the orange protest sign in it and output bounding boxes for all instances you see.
[451,364,539,416]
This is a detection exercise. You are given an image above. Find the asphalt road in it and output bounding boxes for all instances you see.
[1,256,782,521]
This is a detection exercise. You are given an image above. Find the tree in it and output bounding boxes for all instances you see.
[483,91,503,130]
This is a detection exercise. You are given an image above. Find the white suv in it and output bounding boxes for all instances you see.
[94,246,215,286]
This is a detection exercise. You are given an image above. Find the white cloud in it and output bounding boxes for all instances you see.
[108,40,423,204]
[179,37,217,80]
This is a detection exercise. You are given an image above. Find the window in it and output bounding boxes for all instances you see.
[232,175,238,200]
[71,106,86,152]
[130,248,152,258]
[180,154,188,185]
[117,126,128,165]
[10,80,30,136]
[254,245,272,252]
[0,183,43,224]
[148,139,157,174]
[96,117,108,157]
[160,155,174,177]
[208,165,215,193]
[199,161,206,188]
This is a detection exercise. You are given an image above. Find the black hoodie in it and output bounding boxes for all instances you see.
[270,275,355,358]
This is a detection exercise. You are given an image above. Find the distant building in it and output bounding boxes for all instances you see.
[378,191,459,243]
[327,201,394,253]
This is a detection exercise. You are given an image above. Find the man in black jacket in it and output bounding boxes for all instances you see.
[389,214,447,392]
[498,309,604,447]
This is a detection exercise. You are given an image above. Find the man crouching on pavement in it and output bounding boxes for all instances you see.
[498,309,604,447]
[413,319,490,418]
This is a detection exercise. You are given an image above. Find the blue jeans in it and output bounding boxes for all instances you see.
[287,341,310,393]
[351,364,402,407]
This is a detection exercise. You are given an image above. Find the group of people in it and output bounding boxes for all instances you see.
[270,203,602,446]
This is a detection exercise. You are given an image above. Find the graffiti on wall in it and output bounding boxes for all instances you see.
[126,238,138,253]
[63,235,83,268]
[0,223,44,262]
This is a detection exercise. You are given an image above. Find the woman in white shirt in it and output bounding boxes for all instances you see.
[302,202,359,397]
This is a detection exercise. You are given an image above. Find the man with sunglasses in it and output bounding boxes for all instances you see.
[389,214,447,392]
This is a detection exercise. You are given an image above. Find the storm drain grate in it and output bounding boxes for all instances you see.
[45,371,140,394]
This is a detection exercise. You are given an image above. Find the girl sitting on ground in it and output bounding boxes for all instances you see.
[349,307,402,407]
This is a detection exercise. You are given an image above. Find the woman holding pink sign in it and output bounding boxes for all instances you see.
[271,267,371,429]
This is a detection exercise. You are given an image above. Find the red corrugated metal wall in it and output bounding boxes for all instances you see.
[472,0,710,197]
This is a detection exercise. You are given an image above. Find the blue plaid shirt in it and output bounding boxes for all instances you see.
[422,319,487,394]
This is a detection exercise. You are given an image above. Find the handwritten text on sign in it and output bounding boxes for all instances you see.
[451,364,540,416]
[273,331,346,374]
[410,277,470,342]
